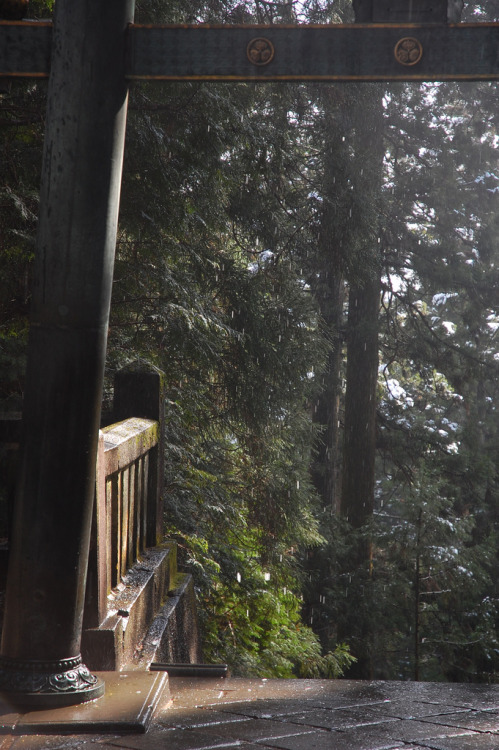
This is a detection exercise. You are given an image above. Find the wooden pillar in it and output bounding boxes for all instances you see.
[0,0,135,707]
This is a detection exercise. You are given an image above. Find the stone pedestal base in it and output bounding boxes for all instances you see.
[0,671,168,734]
[0,655,104,708]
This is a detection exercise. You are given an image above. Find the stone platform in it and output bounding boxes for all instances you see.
[3,676,499,749]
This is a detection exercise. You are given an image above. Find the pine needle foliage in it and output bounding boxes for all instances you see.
[109,1,347,675]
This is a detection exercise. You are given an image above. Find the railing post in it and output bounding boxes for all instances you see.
[0,0,135,707]
[113,363,165,547]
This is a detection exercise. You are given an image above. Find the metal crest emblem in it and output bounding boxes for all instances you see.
[247,37,275,66]
[394,37,423,66]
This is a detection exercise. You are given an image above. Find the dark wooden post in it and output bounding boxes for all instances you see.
[113,363,165,547]
[0,0,135,706]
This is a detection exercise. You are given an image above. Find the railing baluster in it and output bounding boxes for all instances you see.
[141,453,149,554]
[110,472,120,589]
[105,475,112,595]
[127,462,135,570]
[121,466,129,579]
[135,456,143,559]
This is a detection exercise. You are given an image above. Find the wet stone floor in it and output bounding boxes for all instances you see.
[3,677,499,749]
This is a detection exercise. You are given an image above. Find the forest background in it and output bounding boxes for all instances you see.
[1,0,499,683]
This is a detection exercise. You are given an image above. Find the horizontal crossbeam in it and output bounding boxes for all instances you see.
[0,21,51,77]
[2,21,499,81]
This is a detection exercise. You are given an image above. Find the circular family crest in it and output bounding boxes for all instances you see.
[394,37,423,66]
[247,38,275,66]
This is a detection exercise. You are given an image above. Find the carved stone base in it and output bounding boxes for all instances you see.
[0,655,104,707]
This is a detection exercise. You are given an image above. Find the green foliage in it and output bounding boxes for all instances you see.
[0,2,51,406]
[302,65,499,682]
[375,469,498,681]
[0,75,46,406]
[111,51,344,672]
[170,524,354,678]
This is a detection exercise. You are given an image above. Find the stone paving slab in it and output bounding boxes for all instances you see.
[267,706,400,730]
[106,725,270,749]
[419,710,499,732]
[364,720,478,744]
[2,677,499,748]
[3,738,121,749]
[258,728,478,750]
[358,701,472,720]
[369,682,499,711]
[199,717,315,742]
[159,708,251,729]
[210,696,395,718]
[421,737,499,750]
[250,728,399,750]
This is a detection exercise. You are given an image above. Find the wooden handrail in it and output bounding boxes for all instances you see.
[85,417,160,628]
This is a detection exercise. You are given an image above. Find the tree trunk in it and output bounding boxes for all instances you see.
[310,89,349,515]
[312,273,346,515]
[337,82,384,680]
[340,278,380,531]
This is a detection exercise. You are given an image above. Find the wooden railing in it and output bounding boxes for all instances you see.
[84,363,165,630]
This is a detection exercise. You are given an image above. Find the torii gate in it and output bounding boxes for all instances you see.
[0,0,497,708]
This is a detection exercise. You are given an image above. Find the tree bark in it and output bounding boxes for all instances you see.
[340,278,380,531]
[312,273,346,515]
